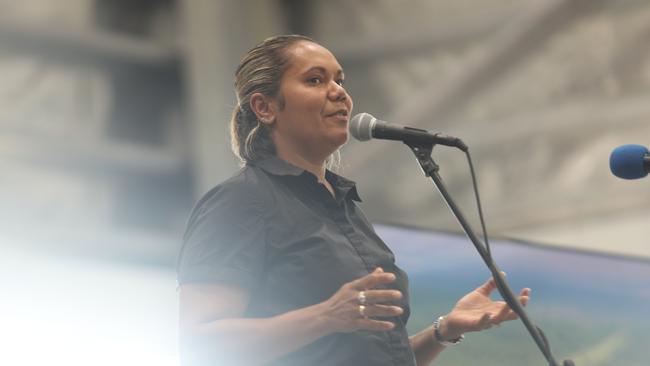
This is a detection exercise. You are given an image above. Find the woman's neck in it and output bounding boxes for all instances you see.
[271,132,335,184]
[274,145,337,198]
[276,149,327,183]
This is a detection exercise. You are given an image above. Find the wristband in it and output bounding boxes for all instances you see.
[433,316,464,346]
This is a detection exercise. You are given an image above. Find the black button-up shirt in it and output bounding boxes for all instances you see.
[177,156,416,365]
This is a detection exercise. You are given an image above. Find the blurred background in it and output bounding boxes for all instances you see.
[1,0,649,365]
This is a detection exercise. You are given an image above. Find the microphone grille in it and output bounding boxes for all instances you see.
[349,113,375,141]
[610,144,649,179]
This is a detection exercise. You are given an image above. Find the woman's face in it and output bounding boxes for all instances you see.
[270,41,353,160]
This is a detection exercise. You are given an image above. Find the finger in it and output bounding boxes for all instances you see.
[503,309,520,321]
[476,276,497,296]
[492,302,511,323]
[352,270,396,290]
[491,303,518,326]
[499,296,529,322]
[362,304,404,318]
[357,318,395,332]
[493,312,515,324]
[519,288,531,306]
[364,289,403,304]
[477,312,492,329]
[495,290,530,317]
[495,293,529,323]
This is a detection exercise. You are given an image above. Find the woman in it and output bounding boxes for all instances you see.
[177,35,530,366]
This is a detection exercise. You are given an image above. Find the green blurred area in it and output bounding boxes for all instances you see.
[378,225,650,366]
[403,270,649,366]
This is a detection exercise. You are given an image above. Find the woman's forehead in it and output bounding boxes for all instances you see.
[286,41,343,75]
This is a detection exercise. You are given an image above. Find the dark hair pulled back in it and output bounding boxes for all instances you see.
[230,34,315,163]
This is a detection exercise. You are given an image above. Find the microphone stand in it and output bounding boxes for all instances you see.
[405,141,574,366]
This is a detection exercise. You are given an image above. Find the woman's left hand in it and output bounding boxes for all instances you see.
[440,276,531,340]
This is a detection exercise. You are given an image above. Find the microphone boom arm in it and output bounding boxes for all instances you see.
[404,140,573,366]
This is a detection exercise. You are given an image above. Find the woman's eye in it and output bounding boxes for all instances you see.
[308,77,322,84]
[336,79,345,86]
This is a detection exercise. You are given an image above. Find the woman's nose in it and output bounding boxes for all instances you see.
[329,82,347,101]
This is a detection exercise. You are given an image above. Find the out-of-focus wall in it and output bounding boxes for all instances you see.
[0,0,189,264]
[5,0,645,262]
[1,1,649,365]
[310,0,650,259]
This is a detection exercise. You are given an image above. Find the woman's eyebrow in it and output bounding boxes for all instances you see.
[304,66,345,77]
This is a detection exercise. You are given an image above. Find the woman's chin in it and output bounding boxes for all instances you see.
[328,131,349,149]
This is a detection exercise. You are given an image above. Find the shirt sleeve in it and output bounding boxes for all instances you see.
[176,182,267,290]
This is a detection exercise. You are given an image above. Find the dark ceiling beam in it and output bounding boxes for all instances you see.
[279,0,316,36]
[0,18,179,69]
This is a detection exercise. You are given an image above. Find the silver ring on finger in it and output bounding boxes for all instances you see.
[357,291,367,305]
[358,305,368,318]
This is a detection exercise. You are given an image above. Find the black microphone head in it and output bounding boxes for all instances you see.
[609,144,649,179]
[349,113,376,141]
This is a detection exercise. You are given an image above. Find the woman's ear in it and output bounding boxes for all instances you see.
[250,93,276,126]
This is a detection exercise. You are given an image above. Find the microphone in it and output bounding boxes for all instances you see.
[609,144,650,179]
[349,113,468,151]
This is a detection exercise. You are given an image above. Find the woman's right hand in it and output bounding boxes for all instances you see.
[318,267,404,333]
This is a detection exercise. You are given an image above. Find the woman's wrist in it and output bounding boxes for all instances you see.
[434,315,464,345]
[311,300,337,336]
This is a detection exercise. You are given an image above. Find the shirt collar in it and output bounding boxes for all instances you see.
[250,156,304,176]
[250,156,362,202]
[325,170,362,203]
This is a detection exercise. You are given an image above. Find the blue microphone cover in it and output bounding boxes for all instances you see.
[609,144,649,179]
